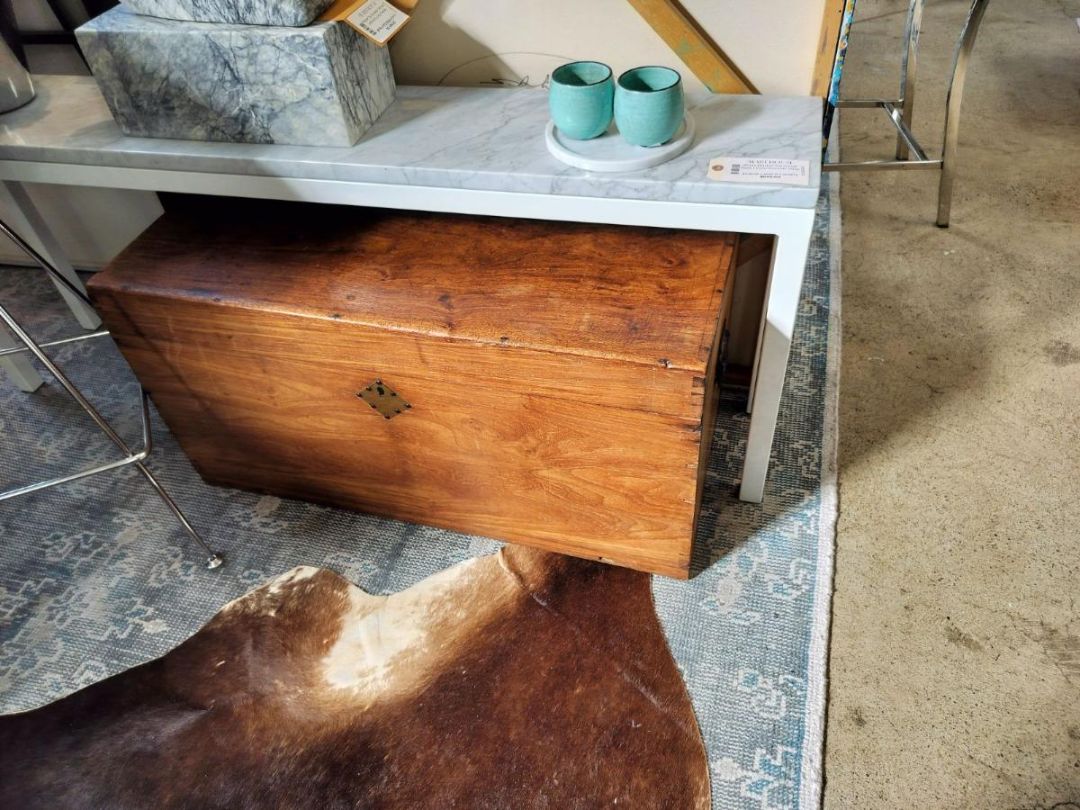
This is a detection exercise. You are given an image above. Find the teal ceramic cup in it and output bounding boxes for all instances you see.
[548,61,614,140]
[614,66,684,147]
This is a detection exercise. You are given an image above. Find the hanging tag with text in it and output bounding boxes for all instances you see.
[322,0,413,45]
[707,157,811,186]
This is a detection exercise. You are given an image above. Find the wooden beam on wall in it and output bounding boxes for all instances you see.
[626,0,757,94]
[811,0,848,97]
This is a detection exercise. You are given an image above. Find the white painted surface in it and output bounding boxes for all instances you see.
[17,0,826,96]
[740,211,816,502]
[0,326,42,391]
[391,0,826,96]
[727,246,770,367]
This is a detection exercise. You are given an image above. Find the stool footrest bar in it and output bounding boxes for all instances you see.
[0,329,110,358]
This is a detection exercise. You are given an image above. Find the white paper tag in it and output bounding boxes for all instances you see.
[707,157,811,186]
[345,0,410,44]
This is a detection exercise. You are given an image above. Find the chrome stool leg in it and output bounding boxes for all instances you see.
[0,220,224,570]
[936,0,991,228]
[823,0,991,226]
[895,0,924,161]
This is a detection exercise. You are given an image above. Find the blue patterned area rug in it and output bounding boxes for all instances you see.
[0,179,839,810]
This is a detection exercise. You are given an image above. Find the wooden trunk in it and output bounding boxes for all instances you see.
[88,200,736,578]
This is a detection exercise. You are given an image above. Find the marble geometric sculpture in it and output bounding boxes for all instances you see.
[122,0,335,27]
[76,7,396,147]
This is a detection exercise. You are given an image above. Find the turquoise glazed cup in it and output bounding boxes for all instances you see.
[614,66,684,147]
[548,61,614,140]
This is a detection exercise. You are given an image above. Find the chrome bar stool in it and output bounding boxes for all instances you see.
[0,218,224,570]
[824,0,991,227]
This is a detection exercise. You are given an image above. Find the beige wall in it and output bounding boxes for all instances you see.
[392,0,826,97]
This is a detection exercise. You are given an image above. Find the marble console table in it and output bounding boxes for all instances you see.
[0,74,822,503]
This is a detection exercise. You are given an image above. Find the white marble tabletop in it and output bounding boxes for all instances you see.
[0,75,822,210]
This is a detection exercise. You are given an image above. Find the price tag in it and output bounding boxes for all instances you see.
[339,0,410,45]
[707,157,811,186]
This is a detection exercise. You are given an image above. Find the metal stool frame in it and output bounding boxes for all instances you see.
[823,0,991,227]
[0,218,223,570]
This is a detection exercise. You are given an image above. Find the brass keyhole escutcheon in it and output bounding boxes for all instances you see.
[357,379,411,420]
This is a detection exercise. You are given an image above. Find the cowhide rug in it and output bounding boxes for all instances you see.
[0,546,709,809]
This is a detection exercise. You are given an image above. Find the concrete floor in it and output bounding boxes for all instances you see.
[826,0,1080,807]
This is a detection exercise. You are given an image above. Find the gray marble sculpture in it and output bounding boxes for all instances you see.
[76,7,395,147]
[121,0,334,28]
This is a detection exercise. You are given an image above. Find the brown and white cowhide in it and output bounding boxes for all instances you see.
[0,547,709,809]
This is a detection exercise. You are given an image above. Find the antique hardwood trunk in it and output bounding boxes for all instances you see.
[88,200,736,578]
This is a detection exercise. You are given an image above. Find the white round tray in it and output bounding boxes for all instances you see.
[544,112,695,173]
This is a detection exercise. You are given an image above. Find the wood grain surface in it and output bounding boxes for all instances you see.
[90,200,736,577]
